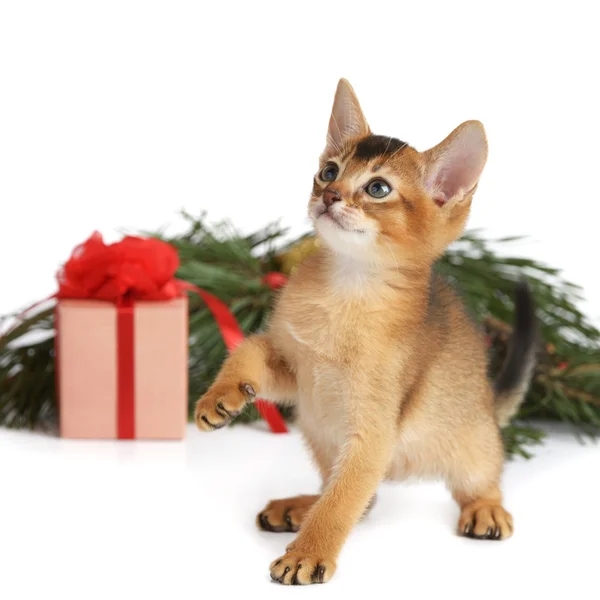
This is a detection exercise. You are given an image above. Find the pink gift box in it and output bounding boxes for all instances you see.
[56,298,188,439]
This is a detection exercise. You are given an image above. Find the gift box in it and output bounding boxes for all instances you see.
[49,231,287,439]
[56,297,188,439]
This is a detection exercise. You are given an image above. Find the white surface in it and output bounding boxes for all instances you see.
[0,1,599,325]
[1,422,598,599]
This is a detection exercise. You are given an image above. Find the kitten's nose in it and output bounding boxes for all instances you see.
[323,188,341,208]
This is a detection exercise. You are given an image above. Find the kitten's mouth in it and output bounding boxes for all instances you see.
[318,208,364,233]
[320,209,342,227]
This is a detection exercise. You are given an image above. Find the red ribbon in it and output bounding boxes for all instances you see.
[177,281,288,434]
[2,232,288,435]
[117,297,135,439]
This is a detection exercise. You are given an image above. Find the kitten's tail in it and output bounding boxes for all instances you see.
[494,279,539,428]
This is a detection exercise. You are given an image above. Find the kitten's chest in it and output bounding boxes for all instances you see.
[275,291,377,408]
[272,252,394,361]
[296,358,349,444]
[279,295,366,362]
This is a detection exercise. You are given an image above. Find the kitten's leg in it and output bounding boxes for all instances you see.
[257,432,331,532]
[269,416,395,584]
[194,335,296,431]
[447,426,513,540]
[257,432,378,535]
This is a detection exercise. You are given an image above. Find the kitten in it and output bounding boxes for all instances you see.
[194,78,537,585]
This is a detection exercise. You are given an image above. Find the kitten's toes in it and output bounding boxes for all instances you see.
[459,503,513,540]
[270,552,336,585]
[257,495,319,533]
[194,382,255,431]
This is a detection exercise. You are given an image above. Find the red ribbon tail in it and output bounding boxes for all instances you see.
[255,400,288,434]
[178,281,288,434]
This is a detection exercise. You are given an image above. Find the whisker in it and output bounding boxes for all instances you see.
[376,135,394,162]
[329,114,344,152]
[383,238,401,279]
[326,134,341,154]
[386,142,409,162]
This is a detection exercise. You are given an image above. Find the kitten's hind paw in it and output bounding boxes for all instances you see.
[459,502,513,540]
[257,495,319,533]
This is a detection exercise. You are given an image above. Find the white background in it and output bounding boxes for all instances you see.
[1,2,599,599]
[0,1,598,322]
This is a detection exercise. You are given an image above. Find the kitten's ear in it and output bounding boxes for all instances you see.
[423,120,488,206]
[324,78,370,156]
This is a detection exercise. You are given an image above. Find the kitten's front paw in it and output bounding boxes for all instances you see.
[270,552,336,585]
[194,382,256,431]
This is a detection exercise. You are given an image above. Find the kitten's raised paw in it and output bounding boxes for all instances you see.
[459,502,513,540]
[257,495,319,533]
[270,552,336,585]
[194,382,256,431]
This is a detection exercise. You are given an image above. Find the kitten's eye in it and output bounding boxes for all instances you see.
[319,163,339,182]
[366,179,391,199]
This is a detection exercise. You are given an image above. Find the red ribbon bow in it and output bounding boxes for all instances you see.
[11,232,287,435]
[58,231,255,349]
[56,232,183,302]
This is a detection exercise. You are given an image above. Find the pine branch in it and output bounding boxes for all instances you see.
[1,214,599,459]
